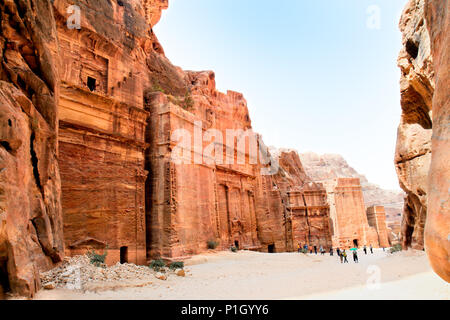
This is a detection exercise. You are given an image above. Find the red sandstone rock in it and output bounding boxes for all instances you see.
[396,0,434,251]
[0,0,64,297]
[423,0,450,282]
[397,0,449,282]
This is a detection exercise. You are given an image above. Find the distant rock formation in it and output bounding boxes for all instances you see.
[299,153,404,216]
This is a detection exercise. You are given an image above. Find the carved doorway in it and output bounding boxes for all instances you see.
[120,246,128,264]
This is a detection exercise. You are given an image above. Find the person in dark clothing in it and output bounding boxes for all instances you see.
[342,250,348,263]
[363,245,367,255]
[353,250,358,263]
[330,247,333,256]
[336,248,341,257]
[304,244,308,253]
[370,244,373,254]
[339,252,343,263]
[314,246,317,255]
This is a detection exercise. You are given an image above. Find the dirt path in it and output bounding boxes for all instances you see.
[33,249,449,300]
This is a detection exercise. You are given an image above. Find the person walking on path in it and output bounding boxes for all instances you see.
[330,247,333,256]
[353,250,359,263]
[363,245,367,255]
[339,251,343,263]
[336,248,341,257]
[342,250,348,263]
[370,244,373,254]
[320,245,324,255]
[304,244,308,253]
[314,246,317,255]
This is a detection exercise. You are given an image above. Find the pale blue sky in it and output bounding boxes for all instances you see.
[154,0,409,190]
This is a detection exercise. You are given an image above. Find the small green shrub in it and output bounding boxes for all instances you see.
[390,243,402,254]
[149,259,166,271]
[169,261,184,270]
[152,81,165,94]
[87,247,108,267]
[182,91,194,110]
[230,246,238,253]
[207,240,219,250]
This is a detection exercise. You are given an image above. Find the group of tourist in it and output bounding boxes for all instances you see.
[297,243,376,264]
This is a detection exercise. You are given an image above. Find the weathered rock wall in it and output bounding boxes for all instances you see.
[397,0,449,282]
[396,0,434,251]
[423,0,449,282]
[0,0,64,297]
[330,178,380,248]
[366,206,391,248]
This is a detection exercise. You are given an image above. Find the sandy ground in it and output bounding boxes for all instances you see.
[33,249,448,300]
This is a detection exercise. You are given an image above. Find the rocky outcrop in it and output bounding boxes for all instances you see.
[0,0,64,297]
[423,0,449,282]
[329,178,381,248]
[299,153,404,224]
[396,0,434,251]
[397,0,449,282]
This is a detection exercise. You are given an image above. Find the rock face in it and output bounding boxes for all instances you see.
[299,152,403,240]
[329,178,382,248]
[366,206,391,248]
[0,0,64,297]
[396,0,434,251]
[300,153,404,214]
[53,0,155,266]
[397,0,449,282]
[423,0,449,282]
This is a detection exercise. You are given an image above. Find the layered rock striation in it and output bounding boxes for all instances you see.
[397,0,449,282]
[0,0,64,297]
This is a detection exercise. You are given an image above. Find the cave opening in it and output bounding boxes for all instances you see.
[120,246,128,264]
[87,77,97,92]
[268,244,275,253]
[234,240,239,250]
[353,239,359,247]
[405,39,419,59]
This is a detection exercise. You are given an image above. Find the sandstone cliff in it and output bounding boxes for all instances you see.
[0,0,64,297]
[299,153,404,219]
[397,0,449,282]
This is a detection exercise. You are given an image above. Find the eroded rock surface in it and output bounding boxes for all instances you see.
[397,0,449,282]
[0,0,64,297]
[423,0,449,282]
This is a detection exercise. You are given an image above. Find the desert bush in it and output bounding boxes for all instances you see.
[230,246,238,253]
[182,91,194,110]
[207,240,219,250]
[149,259,166,272]
[152,81,165,93]
[87,247,108,267]
[390,243,402,254]
[169,261,184,270]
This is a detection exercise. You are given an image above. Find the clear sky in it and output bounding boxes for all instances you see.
[154,0,409,191]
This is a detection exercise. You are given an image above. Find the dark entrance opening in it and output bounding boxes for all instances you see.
[0,258,10,296]
[268,244,275,253]
[87,77,96,92]
[353,239,359,247]
[120,246,128,264]
[234,241,239,250]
